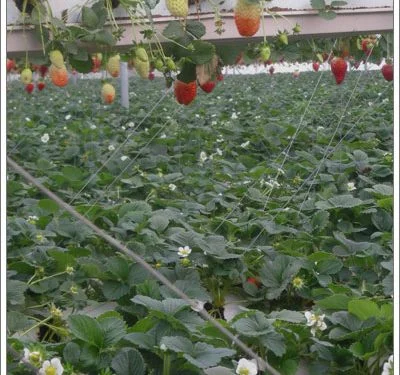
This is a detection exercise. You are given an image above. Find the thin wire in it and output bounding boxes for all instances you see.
[68,87,173,206]
[248,69,389,248]
[7,156,281,375]
[82,106,181,218]
[297,45,379,214]
[213,41,338,233]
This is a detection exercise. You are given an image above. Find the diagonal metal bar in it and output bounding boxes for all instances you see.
[7,156,281,375]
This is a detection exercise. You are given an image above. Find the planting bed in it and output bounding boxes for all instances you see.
[7,71,393,375]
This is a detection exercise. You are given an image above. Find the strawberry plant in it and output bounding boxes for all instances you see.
[6,67,394,374]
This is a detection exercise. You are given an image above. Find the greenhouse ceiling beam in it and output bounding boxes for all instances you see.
[6,7,393,54]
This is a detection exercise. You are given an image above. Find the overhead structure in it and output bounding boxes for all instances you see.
[6,0,393,54]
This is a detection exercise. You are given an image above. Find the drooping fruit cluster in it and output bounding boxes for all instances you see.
[330,57,348,85]
[166,0,188,18]
[134,47,150,79]
[101,83,116,104]
[234,0,261,37]
[49,50,69,87]
[174,80,197,105]
[107,54,120,77]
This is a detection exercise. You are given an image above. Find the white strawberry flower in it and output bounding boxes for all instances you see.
[347,182,356,191]
[120,155,129,161]
[177,246,192,258]
[199,151,208,163]
[190,299,205,312]
[23,348,43,367]
[41,133,49,143]
[216,148,223,156]
[231,112,238,119]
[65,114,71,120]
[240,141,250,148]
[27,215,39,224]
[168,183,177,191]
[90,124,97,129]
[108,144,115,151]
[382,354,394,375]
[305,311,327,336]
[236,358,258,375]
[38,358,64,375]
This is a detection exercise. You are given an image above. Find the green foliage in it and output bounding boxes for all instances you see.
[6,72,393,374]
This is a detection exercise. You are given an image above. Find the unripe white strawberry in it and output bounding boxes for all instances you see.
[135,59,150,79]
[49,50,65,68]
[107,55,120,77]
[166,0,188,18]
[136,47,148,62]
[21,68,33,84]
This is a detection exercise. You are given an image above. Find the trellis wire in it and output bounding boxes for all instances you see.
[7,156,281,375]
[213,40,338,233]
[247,63,387,248]
[81,106,181,219]
[68,87,173,206]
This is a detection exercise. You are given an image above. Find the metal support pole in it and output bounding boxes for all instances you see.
[120,61,129,109]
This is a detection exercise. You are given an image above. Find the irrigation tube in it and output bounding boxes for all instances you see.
[7,156,281,375]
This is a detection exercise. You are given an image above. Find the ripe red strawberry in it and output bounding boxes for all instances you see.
[148,71,155,80]
[25,83,34,94]
[7,58,16,72]
[247,277,261,288]
[330,57,347,85]
[216,73,224,81]
[39,65,48,77]
[174,80,197,105]
[234,0,261,37]
[200,81,216,93]
[312,62,320,72]
[269,66,275,75]
[381,63,393,82]
[37,81,45,91]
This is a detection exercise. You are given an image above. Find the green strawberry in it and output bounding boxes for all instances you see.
[278,31,288,45]
[259,45,271,62]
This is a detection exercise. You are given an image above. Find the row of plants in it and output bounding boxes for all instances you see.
[7,69,393,373]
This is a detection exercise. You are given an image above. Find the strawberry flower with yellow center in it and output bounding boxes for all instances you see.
[38,358,64,375]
